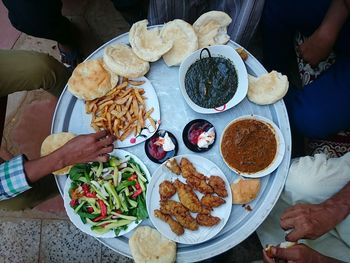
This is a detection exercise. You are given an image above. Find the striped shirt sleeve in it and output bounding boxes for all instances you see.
[0,155,31,200]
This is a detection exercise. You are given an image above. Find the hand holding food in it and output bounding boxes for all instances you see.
[263,244,328,263]
[57,130,115,165]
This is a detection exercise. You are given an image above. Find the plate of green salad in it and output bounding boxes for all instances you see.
[63,149,150,238]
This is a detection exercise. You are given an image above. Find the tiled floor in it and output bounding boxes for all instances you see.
[0,0,263,262]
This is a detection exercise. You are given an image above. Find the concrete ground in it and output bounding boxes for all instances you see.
[0,0,263,262]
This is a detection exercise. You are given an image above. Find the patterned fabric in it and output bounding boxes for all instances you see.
[148,0,265,47]
[0,155,31,200]
[294,33,350,158]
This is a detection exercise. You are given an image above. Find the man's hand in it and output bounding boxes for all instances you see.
[58,130,116,166]
[298,29,335,67]
[263,244,342,263]
[280,203,342,241]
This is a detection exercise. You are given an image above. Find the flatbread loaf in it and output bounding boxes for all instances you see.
[161,19,198,66]
[68,59,117,100]
[230,178,261,204]
[129,20,173,62]
[193,11,232,48]
[103,43,150,78]
[129,226,176,263]
[40,132,76,175]
[248,71,289,105]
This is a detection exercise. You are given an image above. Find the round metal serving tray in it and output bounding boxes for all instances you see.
[52,26,291,263]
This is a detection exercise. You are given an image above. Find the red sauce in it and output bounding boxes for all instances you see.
[221,119,277,173]
[148,137,166,160]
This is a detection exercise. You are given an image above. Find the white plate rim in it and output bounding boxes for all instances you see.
[178,45,248,114]
[63,149,151,238]
[146,154,232,244]
[219,114,286,178]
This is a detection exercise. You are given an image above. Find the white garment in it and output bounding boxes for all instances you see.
[257,152,350,262]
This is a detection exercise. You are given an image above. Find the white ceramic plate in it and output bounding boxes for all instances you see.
[69,76,160,148]
[179,45,248,114]
[220,115,286,178]
[63,149,151,238]
[146,154,232,244]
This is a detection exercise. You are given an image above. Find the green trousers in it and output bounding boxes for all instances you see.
[0,50,69,210]
[0,49,70,97]
[0,175,59,211]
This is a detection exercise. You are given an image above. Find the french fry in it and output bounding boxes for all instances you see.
[85,78,156,142]
[132,98,139,116]
[115,95,130,105]
[134,89,144,104]
[129,80,145,86]
[148,116,156,130]
[120,126,134,141]
[145,107,154,118]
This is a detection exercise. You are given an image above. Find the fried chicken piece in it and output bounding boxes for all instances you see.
[186,176,213,194]
[165,158,181,175]
[159,180,176,200]
[201,194,226,208]
[173,179,209,214]
[196,213,221,227]
[180,158,206,180]
[154,209,184,235]
[208,176,228,197]
[160,200,198,230]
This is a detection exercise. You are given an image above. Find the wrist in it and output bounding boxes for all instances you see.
[50,148,68,172]
[323,197,350,222]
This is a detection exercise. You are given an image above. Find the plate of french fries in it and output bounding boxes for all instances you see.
[85,77,160,147]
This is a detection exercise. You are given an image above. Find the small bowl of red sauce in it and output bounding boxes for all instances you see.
[182,119,216,152]
[145,130,179,163]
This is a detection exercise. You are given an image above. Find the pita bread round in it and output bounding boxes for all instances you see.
[247,71,289,105]
[41,132,76,175]
[161,19,198,66]
[103,43,150,78]
[68,59,117,101]
[193,11,232,48]
[230,178,261,204]
[129,20,173,62]
[129,226,176,263]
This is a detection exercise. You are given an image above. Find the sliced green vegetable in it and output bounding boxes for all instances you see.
[74,201,86,213]
[104,181,121,209]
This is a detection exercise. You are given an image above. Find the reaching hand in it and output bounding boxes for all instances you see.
[280,203,342,242]
[263,244,337,263]
[298,29,335,67]
[58,130,116,166]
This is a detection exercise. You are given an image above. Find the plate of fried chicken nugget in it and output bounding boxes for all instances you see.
[146,155,232,244]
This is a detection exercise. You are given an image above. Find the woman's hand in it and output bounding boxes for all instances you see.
[298,29,335,67]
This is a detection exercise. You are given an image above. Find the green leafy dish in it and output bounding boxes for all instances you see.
[63,150,150,238]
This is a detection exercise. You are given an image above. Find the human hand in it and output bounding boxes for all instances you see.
[298,29,335,67]
[263,244,331,263]
[280,203,342,242]
[57,130,116,166]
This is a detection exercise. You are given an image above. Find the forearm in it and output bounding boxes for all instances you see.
[317,0,349,40]
[23,150,65,184]
[323,181,350,222]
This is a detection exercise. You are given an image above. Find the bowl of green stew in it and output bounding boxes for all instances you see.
[179,45,248,114]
